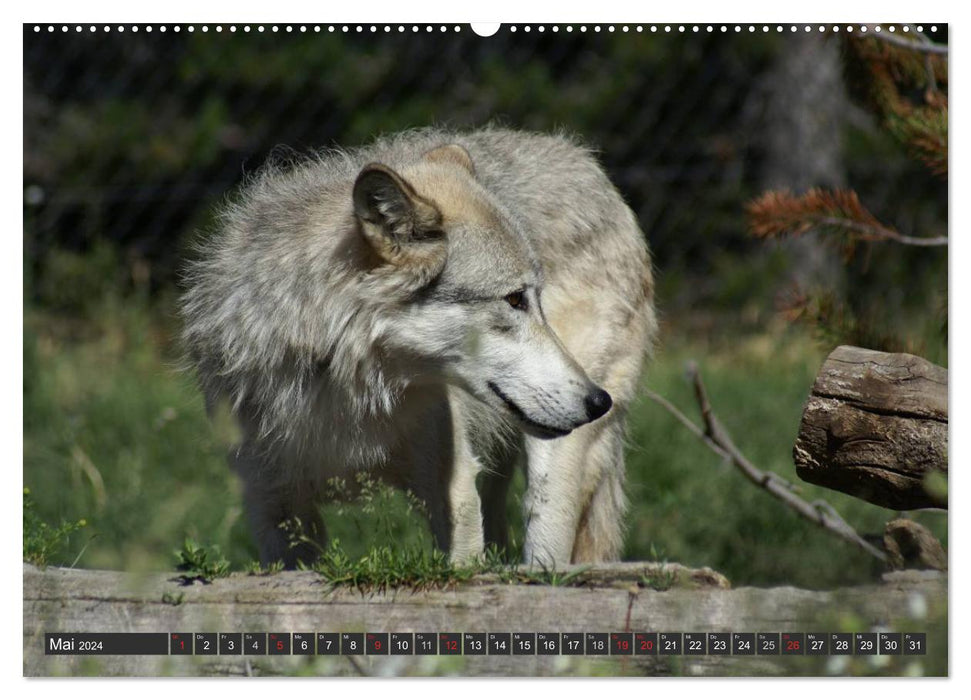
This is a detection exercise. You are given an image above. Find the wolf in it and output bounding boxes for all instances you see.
[181,127,656,569]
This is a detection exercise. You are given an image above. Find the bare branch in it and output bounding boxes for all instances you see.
[814,216,948,247]
[646,364,887,563]
[868,29,948,55]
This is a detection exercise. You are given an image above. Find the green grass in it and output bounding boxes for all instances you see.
[173,537,231,582]
[23,297,947,589]
[23,487,89,567]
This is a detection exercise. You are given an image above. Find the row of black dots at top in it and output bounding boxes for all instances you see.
[32,24,940,35]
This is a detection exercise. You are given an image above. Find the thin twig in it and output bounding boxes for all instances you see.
[814,216,948,247]
[646,364,887,563]
[867,29,948,55]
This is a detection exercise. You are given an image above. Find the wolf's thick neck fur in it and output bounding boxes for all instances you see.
[184,130,490,463]
[182,127,653,470]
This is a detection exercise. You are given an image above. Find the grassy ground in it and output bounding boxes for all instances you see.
[23,297,947,589]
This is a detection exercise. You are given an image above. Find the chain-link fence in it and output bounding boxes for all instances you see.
[24,24,946,324]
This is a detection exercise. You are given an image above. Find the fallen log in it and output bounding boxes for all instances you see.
[793,346,947,510]
[24,564,946,677]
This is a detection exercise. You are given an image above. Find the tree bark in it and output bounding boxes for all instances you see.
[758,33,848,291]
[793,345,947,510]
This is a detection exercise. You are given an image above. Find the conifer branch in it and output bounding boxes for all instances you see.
[747,189,947,247]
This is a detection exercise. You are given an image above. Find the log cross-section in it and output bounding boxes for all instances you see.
[793,345,947,510]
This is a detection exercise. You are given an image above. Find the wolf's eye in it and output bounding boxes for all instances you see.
[504,291,528,311]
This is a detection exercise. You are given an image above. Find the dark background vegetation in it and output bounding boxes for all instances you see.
[23,24,947,589]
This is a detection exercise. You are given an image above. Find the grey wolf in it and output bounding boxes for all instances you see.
[181,127,656,568]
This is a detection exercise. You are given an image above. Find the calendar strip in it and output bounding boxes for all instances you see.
[43,631,926,656]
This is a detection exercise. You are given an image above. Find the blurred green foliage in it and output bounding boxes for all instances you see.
[23,487,89,568]
[22,291,947,588]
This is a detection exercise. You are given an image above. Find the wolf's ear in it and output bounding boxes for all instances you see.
[353,163,446,278]
[423,144,475,176]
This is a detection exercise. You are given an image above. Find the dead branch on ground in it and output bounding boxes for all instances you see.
[644,362,887,563]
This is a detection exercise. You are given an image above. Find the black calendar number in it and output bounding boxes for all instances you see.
[464,633,486,656]
[659,632,682,656]
[513,633,536,655]
[904,633,926,655]
[316,633,339,655]
[757,633,780,655]
[415,633,438,655]
[634,633,658,655]
[537,633,559,655]
[585,632,608,655]
[562,633,584,655]
[806,633,828,656]
[488,633,511,655]
[390,633,413,655]
[781,633,804,656]
[219,633,242,655]
[439,633,461,655]
[194,633,217,656]
[341,633,364,655]
[830,633,852,655]
[366,633,389,655]
[244,633,266,655]
[292,633,314,655]
[170,633,192,655]
[268,633,290,655]
[610,633,633,655]
[732,633,755,655]
[684,633,705,655]
[855,633,877,655]
[879,632,902,655]
[707,633,730,656]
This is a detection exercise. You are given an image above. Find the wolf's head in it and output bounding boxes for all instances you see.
[352,143,612,438]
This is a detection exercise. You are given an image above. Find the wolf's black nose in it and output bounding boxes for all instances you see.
[584,388,613,421]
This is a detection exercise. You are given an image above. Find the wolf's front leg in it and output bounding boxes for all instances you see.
[234,451,327,568]
[522,418,627,568]
[402,442,483,562]
[443,396,486,561]
[521,438,582,568]
[388,390,484,563]
[447,450,485,562]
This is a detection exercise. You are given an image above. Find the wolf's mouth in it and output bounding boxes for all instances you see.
[486,381,572,439]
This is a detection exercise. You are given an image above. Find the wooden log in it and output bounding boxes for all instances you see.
[793,346,947,510]
[24,564,946,677]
